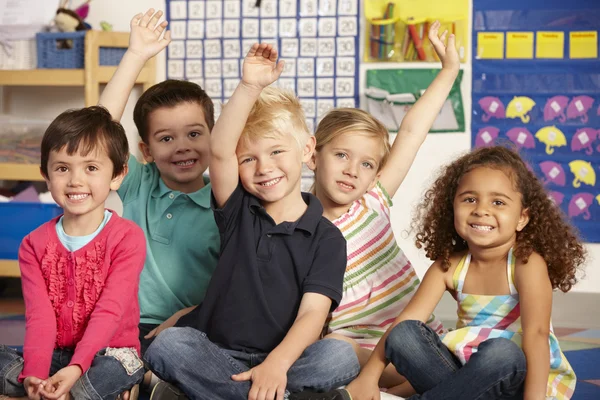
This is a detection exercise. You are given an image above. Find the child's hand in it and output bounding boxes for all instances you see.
[38,365,82,400]
[428,20,459,72]
[345,376,381,400]
[144,312,181,339]
[128,9,171,61]
[231,358,287,400]
[241,43,285,91]
[23,376,44,400]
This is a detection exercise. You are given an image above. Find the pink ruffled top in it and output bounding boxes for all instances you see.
[17,211,146,381]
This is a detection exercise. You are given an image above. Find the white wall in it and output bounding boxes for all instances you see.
[4,0,598,293]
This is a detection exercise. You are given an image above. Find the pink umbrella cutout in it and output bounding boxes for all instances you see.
[571,128,598,155]
[539,161,566,186]
[478,97,505,122]
[548,191,565,206]
[567,96,594,123]
[568,193,594,220]
[506,127,535,149]
[544,96,569,122]
[474,126,499,148]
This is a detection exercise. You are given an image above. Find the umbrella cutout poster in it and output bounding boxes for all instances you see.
[472,95,600,242]
[472,0,600,242]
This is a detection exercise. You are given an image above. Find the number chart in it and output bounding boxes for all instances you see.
[165,0,360,131]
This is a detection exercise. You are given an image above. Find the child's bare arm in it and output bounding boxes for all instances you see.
[210,43,284,208]
[346,260,448,399]
[99,9,171,121]
[379,21,460,198]
[515,253,552,400]
[232,292,331,400]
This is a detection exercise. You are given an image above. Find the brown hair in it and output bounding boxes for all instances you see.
[133,79,215,142]
[41,106,128,178]
[315,108,390,171]
[413,146,585,292]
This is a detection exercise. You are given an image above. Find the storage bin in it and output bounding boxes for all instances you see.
[0,39,37,70]
[36,31,126,69]
[0,202,62,259]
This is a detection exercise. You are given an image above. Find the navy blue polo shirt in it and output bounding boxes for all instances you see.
[189,183,347,354]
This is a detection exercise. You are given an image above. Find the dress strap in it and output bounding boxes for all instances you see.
[507,248,518,295]
[453,253,471,293]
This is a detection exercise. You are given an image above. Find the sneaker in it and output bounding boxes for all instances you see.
[149,381,188,400]
[288,388,352,400]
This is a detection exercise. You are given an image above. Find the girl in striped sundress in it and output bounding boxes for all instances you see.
[307,21,458,397]
[344,146,585,400]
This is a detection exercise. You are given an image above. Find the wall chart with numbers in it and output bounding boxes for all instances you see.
[165,0,360,132]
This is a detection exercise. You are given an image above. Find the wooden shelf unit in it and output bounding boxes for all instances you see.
[0,30,156,278]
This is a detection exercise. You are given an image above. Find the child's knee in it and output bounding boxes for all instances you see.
[478,338,526,371]
[385,320,427,355]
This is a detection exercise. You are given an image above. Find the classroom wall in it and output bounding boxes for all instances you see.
[4,0,598,294]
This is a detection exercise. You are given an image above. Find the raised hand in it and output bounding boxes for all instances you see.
[128,8,172,61]
[428,20,459,71]
[241,43,285,91]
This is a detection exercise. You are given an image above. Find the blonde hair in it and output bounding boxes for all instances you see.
[240,87,310,149]
[314,108,390,171]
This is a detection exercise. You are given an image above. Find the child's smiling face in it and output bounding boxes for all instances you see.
[453,166,529,250]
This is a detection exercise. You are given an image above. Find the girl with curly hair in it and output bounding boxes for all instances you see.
[344,145,585,400]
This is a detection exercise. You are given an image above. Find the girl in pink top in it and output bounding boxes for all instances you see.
[0,106,146,400]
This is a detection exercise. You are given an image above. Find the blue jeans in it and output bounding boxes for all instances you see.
[0,345,143,399]
[145,327,360,400]
[385,320,526,400]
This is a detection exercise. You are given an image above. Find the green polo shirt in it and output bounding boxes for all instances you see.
[118,156,220,325]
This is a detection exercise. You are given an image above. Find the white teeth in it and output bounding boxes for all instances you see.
[260,177,281,187]
[68,194,88,200]
[471,224,494,231]
[175,160,195,166]
[338,182,354,190]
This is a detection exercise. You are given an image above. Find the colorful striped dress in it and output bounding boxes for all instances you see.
[441,250,576,399]
[327,182,444,349]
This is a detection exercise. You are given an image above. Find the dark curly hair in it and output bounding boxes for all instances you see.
[412,146,585,292]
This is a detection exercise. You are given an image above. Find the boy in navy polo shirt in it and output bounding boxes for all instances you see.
[144,43,359,400]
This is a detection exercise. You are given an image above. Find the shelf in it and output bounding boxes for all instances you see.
[0,69,85,86]
[0,260,20,278]
[0,67,153,87]
[0,163,44,181]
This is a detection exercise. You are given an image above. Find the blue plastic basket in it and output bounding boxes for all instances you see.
[36,31,126,69]
[0,202,63,259]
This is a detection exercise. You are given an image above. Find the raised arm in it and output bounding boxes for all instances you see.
[99,9,171,121]
[345,260,448,400]
[378,21,460,198]
[209,43,284,207]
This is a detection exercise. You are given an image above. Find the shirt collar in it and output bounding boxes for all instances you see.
[152,175,212,209]
[248,191,323,236]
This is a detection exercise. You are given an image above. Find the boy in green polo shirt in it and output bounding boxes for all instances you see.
[99,9,219,361]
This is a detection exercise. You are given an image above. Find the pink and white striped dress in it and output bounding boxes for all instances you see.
[327,182,444,348]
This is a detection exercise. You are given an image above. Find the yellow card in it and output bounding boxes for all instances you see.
[570,31,598,59]
[477,32,504,59]
[536,32,564,58]
[506,32,534,59]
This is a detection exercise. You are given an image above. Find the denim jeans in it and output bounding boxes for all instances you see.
[385,320,526,400]
[0,345,143,399]
[145,327,360,400]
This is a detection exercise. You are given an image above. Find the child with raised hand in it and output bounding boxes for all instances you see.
[0,106,146,399]
[98,9,220,360]
[306,21,457,396]
[345,146,583,400]
[143,43,359,400]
